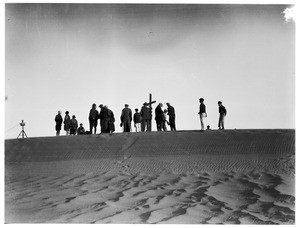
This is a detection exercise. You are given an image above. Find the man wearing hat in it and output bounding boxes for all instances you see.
[140,102,151,132]
[55,110,63,136]
[120,104,132,132]
[69,115,78,135]
[99,104,109,133]
[63,111,71,135]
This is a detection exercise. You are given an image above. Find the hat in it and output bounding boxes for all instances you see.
[125,104,129,107]
[199,98,204,102]
[65,111,69,114]
[99,104,103,108]
[135,108,138,111]
[143,102,148,105]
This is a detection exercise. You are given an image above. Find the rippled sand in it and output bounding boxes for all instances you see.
[5,130,295,224]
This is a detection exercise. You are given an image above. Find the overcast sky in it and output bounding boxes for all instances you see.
[5,3,295,138]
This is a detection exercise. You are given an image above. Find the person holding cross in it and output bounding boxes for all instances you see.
[140,102,151,132]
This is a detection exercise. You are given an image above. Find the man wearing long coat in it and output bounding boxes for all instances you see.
[121,104,132,132]
[140,103,151,132]
[155,103,164,131]
[167,103,176,131]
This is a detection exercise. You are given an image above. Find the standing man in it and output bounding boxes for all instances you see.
[155,103,164,131]
[55,110,63,136]
[121,104,132,132]
[218,101,227,130]
[140,102,151,132]
[89,103,99,134]
[198,98,207,131]
[166,102,176,131]
[99,104,109,133]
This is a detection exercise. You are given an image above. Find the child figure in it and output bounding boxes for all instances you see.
[77,123,86,135]
[133,108,141,132]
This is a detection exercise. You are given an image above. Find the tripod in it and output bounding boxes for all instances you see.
[17,120,28,139]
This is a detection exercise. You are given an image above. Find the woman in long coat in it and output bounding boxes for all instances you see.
[64,111,71,135]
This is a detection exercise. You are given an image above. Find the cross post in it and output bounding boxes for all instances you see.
[147,93,156,132]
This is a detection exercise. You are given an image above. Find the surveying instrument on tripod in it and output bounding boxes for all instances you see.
[17,120,28,139]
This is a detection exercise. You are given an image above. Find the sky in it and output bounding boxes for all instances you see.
[4,3,295,139]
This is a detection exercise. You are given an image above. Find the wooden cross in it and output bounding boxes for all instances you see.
[147,93,156,131]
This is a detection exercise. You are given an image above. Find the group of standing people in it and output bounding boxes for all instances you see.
[121,102,177,133]
[89,104,115,134]
[154,103,176,131]
[55,99,227,136]
[198,98,227,131]
[55,111,85,136]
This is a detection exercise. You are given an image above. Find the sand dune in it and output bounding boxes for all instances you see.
[5,129,295,224]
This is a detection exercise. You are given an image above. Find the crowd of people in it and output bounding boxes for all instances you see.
[54,99,227,136]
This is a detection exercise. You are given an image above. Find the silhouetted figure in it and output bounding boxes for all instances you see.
[140,103,151,132]
[70,115,78,135]
[99,104,109,133]
[218,101,227,130]
[89,103,99,134]
[64,111,71,135]
[134,108,141,132]
[77,123,86,135]
[162,109,168,131]
[198,98,207,131]
[55,110,63,136]
[155,103,164,131]
[107,107,115,134]
[121,104,132,132]
[166,103,176,131]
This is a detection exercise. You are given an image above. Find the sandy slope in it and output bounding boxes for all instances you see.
[5,129,295,224]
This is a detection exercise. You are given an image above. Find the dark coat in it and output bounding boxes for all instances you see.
[199,103,206,114]
[100,107,109,120]
[108,109,115,132]
[155,105,164,123]
[134,112,141,124]
[140,106,151,120]
[89,108,99,120]
[55,114,63,130]
[167,106,175,118]
[121,107,132,122]
[64,115,71,131]
[219,105,227,115]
